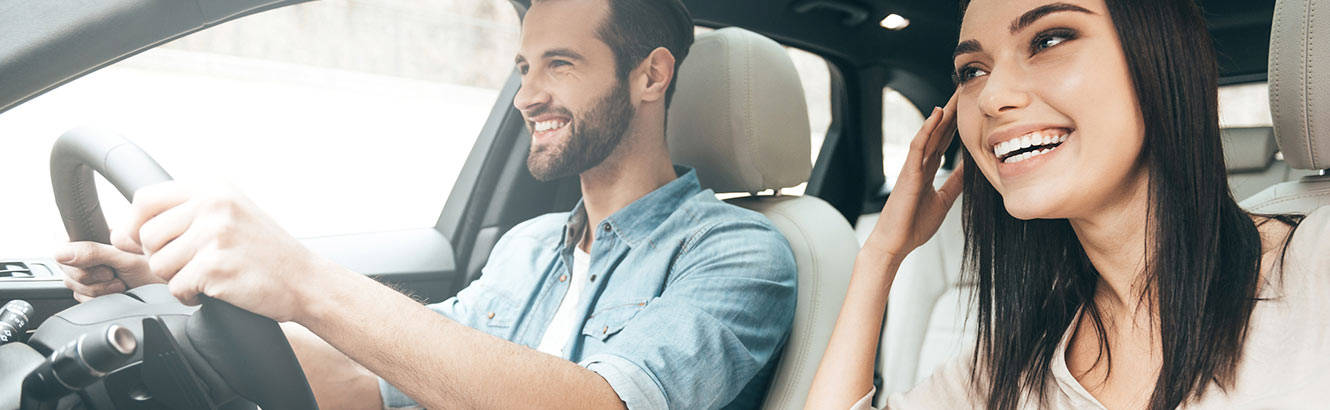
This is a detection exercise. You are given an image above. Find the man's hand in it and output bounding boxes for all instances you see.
[56,238,160,302]
[117,181,333,323]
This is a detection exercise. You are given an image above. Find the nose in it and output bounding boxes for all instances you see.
[513,76,551,113]
[976,65,1032,117]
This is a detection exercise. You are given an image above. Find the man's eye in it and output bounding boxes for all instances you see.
[551,60,572,68]
[1030,28,1077,54]
[518,65,529,75]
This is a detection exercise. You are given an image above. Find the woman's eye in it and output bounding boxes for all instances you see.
[1030,29,1077,54]
[952,65,989,85]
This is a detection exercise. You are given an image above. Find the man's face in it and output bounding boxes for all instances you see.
[514,0,635,182]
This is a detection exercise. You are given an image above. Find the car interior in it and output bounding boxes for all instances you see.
[0,0,1325,408]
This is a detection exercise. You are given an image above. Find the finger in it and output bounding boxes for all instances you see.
[111,228,144,255]
[168,259,209,306]
[923,93,961,158]
[55,241,145,273]
[63,276,126,299]
[59,263,116,284]
[73,292,92,303]
[939,161,966,209]
[120,181,191,250]
[137,200,197,256]
[147,227,203,283]
[903,107,946,171]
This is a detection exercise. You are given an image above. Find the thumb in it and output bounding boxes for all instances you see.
[56,241,143,272]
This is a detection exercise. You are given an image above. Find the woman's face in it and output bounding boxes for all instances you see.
[955,0,1147,220]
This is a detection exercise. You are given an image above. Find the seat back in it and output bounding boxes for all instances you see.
[666,27,858,410]
[1242,0,1330,213]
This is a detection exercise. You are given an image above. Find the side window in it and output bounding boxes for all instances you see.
[1218,82,1272,127]
[882,87,927,189]
[0,0,520,257]
[782,47,833,195]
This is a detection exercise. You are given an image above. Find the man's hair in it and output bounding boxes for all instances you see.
[596,0,693,107]
[535,0,694,107]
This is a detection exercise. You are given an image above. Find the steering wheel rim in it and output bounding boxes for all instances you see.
[49,127,320,410]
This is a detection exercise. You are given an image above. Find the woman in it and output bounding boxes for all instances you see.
[804,0,1328,409]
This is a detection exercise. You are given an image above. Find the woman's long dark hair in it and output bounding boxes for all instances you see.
[956,1,1303,409]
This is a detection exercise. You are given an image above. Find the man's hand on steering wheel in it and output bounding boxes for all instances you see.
[56,235,161,302]
[114,180,342,324]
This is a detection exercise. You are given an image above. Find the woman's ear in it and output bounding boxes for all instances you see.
[635,47,677,104]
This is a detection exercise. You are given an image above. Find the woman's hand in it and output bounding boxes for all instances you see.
[862,92,963,267]
[803,92,964,410]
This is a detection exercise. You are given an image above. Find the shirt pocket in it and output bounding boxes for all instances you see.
[472,286,521,335]
[581,298,651,342]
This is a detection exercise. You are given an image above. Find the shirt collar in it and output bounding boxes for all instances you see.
[562,165,703,250]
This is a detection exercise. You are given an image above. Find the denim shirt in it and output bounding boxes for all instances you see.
[381,167,798,410]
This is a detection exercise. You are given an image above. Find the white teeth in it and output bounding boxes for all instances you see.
[534,120,568,132]
[1002,144,1059,164]
[994,130,1070,161]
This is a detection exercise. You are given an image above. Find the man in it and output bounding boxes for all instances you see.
[56,0,797,409]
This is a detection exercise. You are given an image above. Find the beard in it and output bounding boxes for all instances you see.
[526,81,635,182]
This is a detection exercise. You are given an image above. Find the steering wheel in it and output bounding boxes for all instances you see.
[41,127,320,410]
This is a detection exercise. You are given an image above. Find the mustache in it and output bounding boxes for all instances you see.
[522,105,574,122]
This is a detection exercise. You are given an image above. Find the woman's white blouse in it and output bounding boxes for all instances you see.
[852,206,1330,409]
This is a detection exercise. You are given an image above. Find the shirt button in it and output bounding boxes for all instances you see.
[590,274,598,282]
[487,312,496,319]
[559,274,568,282]
[602,223,611,232]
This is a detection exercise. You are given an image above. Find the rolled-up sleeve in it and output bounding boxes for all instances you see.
[581,353,671,409]
[581,219,798,410]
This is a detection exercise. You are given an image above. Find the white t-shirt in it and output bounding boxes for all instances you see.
[535,244,591,357]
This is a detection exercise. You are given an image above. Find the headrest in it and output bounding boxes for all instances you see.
[666,27,813,193]
[1221,127,1279,172]
[1269,0,1330,170]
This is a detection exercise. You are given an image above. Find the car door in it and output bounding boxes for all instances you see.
[0,0,539,334]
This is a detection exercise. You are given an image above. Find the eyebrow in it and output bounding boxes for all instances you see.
[1009,2,1096,34]
[515,48,586,66]
[952,2,1096,60]
[953,40,983,59]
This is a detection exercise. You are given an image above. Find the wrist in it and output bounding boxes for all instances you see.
[292,256,359,326]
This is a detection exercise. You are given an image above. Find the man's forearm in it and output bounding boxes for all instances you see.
[282,322,382,410]
[297,264,628,410]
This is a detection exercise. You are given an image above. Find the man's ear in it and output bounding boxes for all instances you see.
[635,47,677,104]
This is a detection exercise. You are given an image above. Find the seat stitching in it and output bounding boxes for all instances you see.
[771,205,822,406]
[1272,3,1282,147]
[743,39,760,190]
[1308,0,1317,166]
[1249,191,1330,212]
[736,199,826,406]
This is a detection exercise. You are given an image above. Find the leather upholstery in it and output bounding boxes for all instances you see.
[665,27,857,410]
[1268,0,1330,170]
[1244,0,1330,214]
[667,27,813,194]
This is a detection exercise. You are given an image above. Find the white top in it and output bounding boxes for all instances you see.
[854,207,1330,409]
[536,244,591,357]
